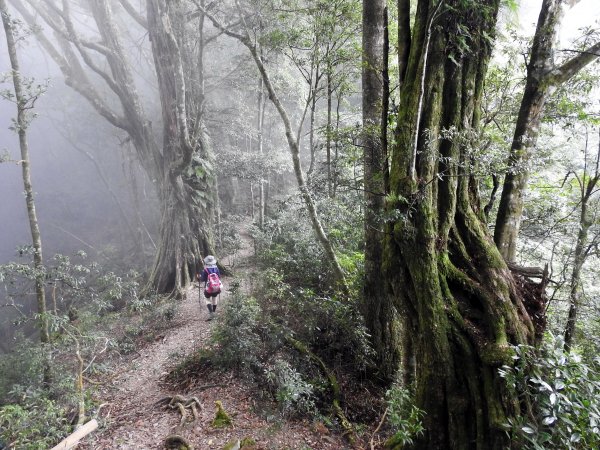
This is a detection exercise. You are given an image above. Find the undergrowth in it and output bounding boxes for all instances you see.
[0,250,179,448]
[500,334,600,449]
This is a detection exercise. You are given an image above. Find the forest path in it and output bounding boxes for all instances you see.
[80,220,347,449]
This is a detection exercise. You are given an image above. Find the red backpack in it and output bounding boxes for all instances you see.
[205,270,222,294]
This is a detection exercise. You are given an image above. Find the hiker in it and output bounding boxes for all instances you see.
[198,255,222,320]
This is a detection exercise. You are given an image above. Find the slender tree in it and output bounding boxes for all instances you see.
[383,0,545,447]
[1,0,49,346]
[494,0,600,262]
[362,0,399,381]
[256,76,267,229]
[563,131,600,352]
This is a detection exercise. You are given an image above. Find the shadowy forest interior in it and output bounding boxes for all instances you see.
[1,0,600,448]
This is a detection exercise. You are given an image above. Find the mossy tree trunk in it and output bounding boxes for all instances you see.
[384,1,539,447]
[146,0,215,295]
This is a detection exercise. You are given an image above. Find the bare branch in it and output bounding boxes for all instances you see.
[118,0,147,29]
[60,0,123,97]
[193,1,246,42]
[9,0,129,131]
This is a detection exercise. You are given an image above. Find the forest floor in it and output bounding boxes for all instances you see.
[79,224,366,450]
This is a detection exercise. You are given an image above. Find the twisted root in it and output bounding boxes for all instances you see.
[156,395,203,426]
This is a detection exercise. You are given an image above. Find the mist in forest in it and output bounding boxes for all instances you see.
[0,37,157,349]
[0,0,297,350]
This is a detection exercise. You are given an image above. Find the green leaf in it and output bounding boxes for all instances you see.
[542,416,556,425]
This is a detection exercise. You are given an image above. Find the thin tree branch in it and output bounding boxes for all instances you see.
[118,0,147,29]
[549,41,600,86]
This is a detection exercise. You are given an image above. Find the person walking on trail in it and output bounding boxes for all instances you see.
[198,255,222,320]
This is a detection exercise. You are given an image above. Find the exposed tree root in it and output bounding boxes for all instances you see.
[164,434,194,449]
[286,336,355,442]
[509,263,549,342]
[156,395,202,426]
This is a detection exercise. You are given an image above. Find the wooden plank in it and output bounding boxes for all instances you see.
[50,419,98,450]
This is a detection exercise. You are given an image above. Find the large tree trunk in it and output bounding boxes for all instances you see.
[146,0,214,295]
[362,0,399,382]
[494,0,600,262]
[147,174,212,293]
[384,1,542,447]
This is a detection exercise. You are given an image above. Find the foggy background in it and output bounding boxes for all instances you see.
[0,1,289,350]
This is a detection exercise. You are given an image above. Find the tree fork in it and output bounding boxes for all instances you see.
[383,0,549,447]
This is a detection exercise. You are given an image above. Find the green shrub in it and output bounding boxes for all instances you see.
[251,194,363,294]
[265,359,316,418]
[0,394,70,449]
[499,334,600,449]
[259,268,374,371]
[212,283,265,373]
[0,342,45,403]
[384,385,425,448]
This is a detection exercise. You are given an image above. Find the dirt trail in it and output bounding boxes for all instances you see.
[81,273,228,448]
[80,222,350,449]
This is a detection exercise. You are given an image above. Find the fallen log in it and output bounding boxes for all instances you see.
[50,419,98,450]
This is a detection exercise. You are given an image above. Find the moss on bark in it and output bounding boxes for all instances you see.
[382,1,545,448]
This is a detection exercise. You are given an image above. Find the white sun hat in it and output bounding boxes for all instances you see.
[204,255,217,265]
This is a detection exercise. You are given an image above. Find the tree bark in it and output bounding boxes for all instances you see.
[494,0,600,262]
[362,0,399,382]
[384,1,541,447]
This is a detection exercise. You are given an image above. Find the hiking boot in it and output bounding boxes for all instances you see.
[207,311,214,321]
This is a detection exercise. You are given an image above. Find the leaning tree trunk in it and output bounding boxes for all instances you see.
[383,1,542,448]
